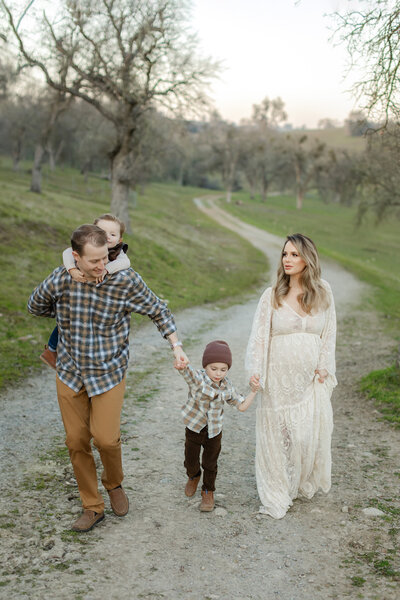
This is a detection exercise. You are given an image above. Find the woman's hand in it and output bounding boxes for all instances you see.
[315,368,328,383]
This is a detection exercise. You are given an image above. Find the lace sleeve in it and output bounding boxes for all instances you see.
[318,280,337,385]
[245,287,272,390]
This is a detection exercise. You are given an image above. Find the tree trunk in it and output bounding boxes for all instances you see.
[12,135,23,172]
[261,181,269,202]
[31,144,46,193]
[110,151,133,233]
[177,163,184,186]
[55,140,65,165]
[294,161,304,210]
[12,154,21,172]
[296,189,304,210]
[48,146,56,171]
[226,188,232,203]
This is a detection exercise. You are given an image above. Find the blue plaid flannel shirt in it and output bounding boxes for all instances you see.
[28,266,176,397]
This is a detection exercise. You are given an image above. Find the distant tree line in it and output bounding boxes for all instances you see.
[0,65,399,223]
[0,0,399,227]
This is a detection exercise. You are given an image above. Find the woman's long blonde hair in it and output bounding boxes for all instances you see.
[272,233,329,313]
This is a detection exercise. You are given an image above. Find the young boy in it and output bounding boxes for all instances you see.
[176,340,260,512]
[40,213,130,369]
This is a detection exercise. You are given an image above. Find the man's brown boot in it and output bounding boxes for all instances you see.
[40,346,57,370]
[200,490,215,512]
[71,510,105,532]
[108,485,129,516]
[185,475,201,497]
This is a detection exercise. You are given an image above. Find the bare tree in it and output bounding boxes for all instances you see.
[239,126,261,199]
[334,0,400,125]
[317,118,340,129]
[208,116,242,203]
[238,97,287,201]
[357,125,400,221]
[251,96,287,129]
[283,135,326,210]
[314,148,362,206]
[1,0,218,230]
[30,87,72,192]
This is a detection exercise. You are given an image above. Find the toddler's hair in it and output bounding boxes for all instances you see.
[94,213,126,237]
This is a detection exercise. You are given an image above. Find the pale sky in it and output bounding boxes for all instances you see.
[192,0,360,128]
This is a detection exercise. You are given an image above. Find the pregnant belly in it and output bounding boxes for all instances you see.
[267,333,320,406]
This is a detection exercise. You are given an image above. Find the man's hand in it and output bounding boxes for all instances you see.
[315,368,328,383]
[69,268,86,283]
[173,347,189,370]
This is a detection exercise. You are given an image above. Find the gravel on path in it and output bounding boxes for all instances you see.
[0,200,398,600]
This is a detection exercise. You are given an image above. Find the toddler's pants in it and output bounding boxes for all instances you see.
[48,326,59,351]
[184,426,222,491]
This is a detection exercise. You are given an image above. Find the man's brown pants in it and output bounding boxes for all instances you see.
[184,426,222,492]
[56,376,125,513]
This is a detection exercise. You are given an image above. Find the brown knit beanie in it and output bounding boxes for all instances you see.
[202,340,232,369]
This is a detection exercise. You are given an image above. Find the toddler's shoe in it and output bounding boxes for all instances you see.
[40,346,57,370]
[200,489,214,512]
[185,475,200,497]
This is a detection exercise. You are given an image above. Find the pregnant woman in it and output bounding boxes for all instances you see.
[246,233,337,519]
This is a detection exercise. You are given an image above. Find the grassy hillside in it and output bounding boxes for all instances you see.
[0,160,266,390]
[223,191,400,326]
[297,127,366,152]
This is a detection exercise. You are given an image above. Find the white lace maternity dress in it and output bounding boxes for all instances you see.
[246,281,337,519]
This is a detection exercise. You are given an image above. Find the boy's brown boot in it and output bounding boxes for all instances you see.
[185,475,200,497]
[200,490,215,512]
[40,346,57,370]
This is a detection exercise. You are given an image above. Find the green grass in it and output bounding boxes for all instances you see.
[361,366,400,428]
[297,127,366,153]
[0,158,266,390]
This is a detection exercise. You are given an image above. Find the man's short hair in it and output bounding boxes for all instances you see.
[71,224,108,256]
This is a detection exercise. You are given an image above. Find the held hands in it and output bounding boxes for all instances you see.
[315,368,328,383]
[69,268,87,283]
[249,374,261,393]
[173,346,189,370]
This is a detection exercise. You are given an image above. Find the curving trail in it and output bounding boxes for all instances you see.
[193,196,363,310]
[0,198,398,599]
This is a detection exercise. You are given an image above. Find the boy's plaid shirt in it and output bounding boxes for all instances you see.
[28,266,176,397]
[179,365,244,438]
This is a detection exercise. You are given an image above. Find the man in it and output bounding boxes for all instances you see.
[28,224,187,532]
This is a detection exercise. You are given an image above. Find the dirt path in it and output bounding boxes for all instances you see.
[0,200,399,600]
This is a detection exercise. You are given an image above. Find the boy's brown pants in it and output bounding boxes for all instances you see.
[184,426,222,491]
[56,376,125,513]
